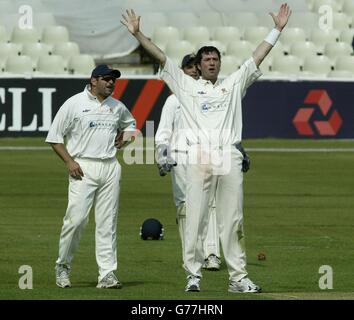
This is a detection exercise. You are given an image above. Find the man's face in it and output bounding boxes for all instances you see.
[198,51,220,82]
[91,75,116,99]
[183,64,199,80]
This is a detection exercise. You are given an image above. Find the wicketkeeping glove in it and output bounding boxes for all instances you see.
[242,153,250,173]
[235,143,251,173]
[156,144,177,177]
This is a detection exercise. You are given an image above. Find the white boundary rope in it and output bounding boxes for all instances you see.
[1,146,354,152]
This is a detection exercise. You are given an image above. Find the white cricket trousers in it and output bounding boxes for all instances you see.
[56,157,121,282]
[171,151,220,263]
[184,146,247,282]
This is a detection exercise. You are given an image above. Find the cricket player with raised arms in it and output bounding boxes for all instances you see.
[155,53,222,271]
[121,3,291,292]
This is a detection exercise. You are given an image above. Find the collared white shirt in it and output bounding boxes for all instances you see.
[160,57,262,147]
[155,94,188,152]
[46,85,136,159]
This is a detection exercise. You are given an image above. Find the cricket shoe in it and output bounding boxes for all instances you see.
[185,275,201,292]
[202,254,221,271]
[55,264,71,288]
[228,277,261,293]
[96,272,122,289]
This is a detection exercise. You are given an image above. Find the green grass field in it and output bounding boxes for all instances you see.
[1,137,354,300]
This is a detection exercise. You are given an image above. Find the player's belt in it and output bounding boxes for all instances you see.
[185,143,243,151]
[171,149,188,154]
[205,143,245,154]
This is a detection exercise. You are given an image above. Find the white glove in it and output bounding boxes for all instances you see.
[156,144,177,176]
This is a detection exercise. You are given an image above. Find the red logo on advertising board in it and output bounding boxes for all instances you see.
[293,90,342,136]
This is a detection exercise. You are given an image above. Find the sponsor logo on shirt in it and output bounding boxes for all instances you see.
[197,91,207,95]
[82,108,91,113]
[201,103,226,113]
[88,120,116,129]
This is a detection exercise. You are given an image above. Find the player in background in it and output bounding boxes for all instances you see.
[122,3,291,293]
[155,53,222,271]
[46,64,136,289]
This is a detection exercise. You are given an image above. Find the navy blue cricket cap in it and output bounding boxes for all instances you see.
[91,64,121,78]
[181,53,196,68]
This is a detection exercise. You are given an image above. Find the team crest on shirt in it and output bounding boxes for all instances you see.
[221,88,227,93]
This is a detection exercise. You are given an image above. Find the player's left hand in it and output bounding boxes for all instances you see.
[242,153,250,173]
[115,130,136,149]
[270,3,292,31]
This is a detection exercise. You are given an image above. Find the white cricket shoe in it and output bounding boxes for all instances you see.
[55,264,71,288]
[96,272,122,289]
[228,277,261,293]
[185,275,201,292]
[203,254,221,271]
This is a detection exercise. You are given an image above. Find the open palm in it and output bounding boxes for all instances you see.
[270,3,291,31]
[121,9,140,34]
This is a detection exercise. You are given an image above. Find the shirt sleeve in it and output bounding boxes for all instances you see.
[45,99,74,144]
[155,94,177,147]
[159,57,196,103]
[118,103,136,132]
[224,57,262,98]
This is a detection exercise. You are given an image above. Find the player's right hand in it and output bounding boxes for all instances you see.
[156,144,176,176]
[121,9,141,35]
[157,160,177,177]
[67,160,84,180]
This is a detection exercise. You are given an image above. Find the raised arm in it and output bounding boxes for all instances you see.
[121,9,166,67]
[252,3,291,67]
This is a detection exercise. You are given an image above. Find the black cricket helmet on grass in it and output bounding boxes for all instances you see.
[140,218,164,240]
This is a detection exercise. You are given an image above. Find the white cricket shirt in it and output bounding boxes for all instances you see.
[160,57,262,147]
[155,94,188,152]
[46,85,136,159]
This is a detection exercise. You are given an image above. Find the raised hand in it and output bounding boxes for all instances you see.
[121,8,166,65]
[270,3,292,31]
[121,9,140,35]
